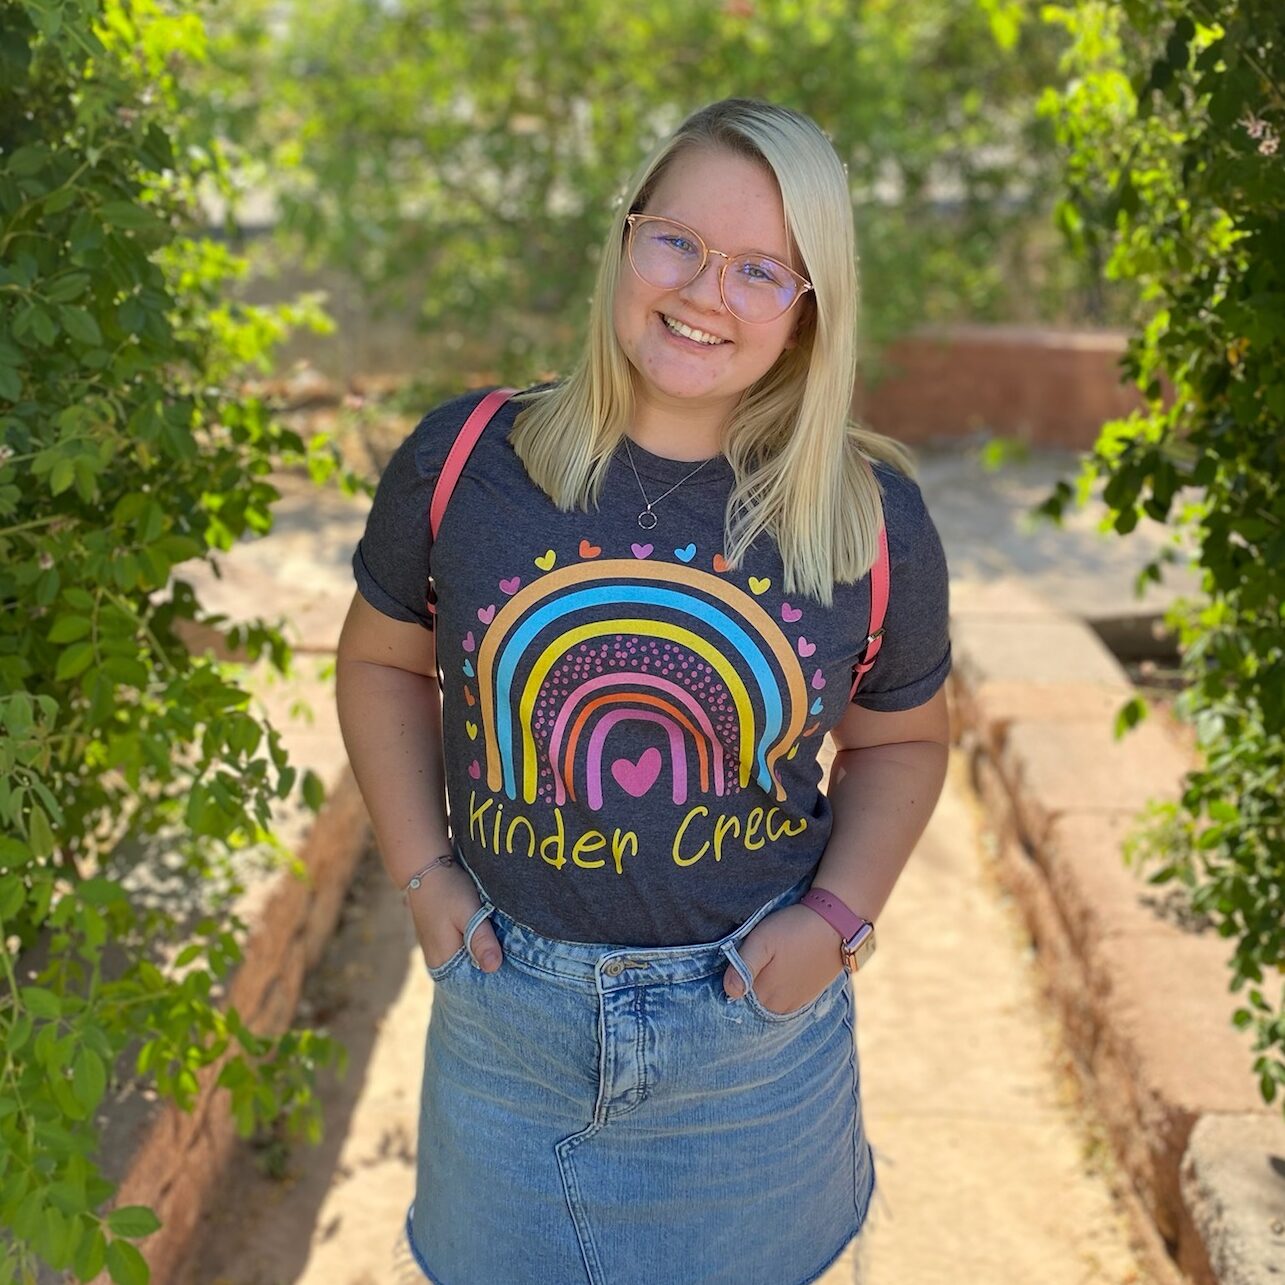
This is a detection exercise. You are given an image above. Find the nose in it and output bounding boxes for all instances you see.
[677,258,726,314]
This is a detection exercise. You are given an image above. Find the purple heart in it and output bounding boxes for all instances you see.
[811,668,826,690]
[611,747,662,798]
[468,760,481,780]
[631,542,654,559]
[462,630,476,653]
[478,604,496,624]
[781,603,803,623]
[797,636,816,657]
[499,576,521,595]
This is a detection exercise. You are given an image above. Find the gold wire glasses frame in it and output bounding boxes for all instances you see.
[624,213,813,324]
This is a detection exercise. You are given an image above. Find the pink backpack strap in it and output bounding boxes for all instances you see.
[426,387,518,618]
[848,522,890,700]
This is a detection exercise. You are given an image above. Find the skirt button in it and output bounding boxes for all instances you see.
[603,960,625,977]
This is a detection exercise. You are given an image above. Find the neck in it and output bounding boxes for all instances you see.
[627,381,735,461]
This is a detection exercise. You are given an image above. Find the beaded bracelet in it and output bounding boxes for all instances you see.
[400,852,456,904]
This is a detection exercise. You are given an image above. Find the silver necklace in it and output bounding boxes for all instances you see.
[623,437,714,530]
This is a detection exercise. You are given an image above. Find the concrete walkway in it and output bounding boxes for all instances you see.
[175,446,1183,1284]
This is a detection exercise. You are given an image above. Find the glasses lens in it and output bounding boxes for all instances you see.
[723,254,800,323]
[629,218,703,289]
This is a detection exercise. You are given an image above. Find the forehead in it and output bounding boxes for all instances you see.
[642,147,793,261]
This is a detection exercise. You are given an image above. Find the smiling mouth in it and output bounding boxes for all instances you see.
[659,313,729,346]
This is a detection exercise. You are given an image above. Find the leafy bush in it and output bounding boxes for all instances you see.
[0,0,362,1278]
[195,0,1091,401]
[1037,0,1284,1112]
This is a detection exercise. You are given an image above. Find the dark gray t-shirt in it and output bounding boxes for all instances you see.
[352,386,951,945]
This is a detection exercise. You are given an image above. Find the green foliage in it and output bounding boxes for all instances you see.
[1037,0,1284,1112]
[194,0,1093,402]
[0,0,363,1278]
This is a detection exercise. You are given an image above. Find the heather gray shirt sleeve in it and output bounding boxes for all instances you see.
[851,465,953,712]
[351,389,495,631]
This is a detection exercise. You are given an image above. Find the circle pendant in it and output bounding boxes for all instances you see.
[638,510,658,530]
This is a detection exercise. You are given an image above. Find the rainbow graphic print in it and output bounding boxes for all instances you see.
[458,543,830,820]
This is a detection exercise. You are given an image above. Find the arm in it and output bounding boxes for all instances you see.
[813,687,950,924]
[335,591,504,971]
[722,688,950,1010]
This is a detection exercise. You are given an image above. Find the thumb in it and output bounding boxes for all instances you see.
[723,934,768,999]
[470,920,503,972]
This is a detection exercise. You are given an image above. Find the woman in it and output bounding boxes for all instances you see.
[336,97,951,1285]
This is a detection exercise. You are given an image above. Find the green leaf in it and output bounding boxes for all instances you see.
[21,987,61,1019]
[54,640,95,680]
[27,806,54,859]
[0,366,21,402]
[99,202,159,231]
[105,1236,149,1285]
[73,1224,107,1279]
[49,456,75,496]
[59,306,102,346]
[45,273,90,303]
[72,1049,106,1113]
[47,614,91,643]
[301,768,326,812]
[106,1205,160,1239]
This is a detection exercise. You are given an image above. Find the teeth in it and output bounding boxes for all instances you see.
[662,315,725,345]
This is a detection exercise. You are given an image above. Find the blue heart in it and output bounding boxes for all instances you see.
[674,543,697,563]
[463,658,475,678]
[810,696,823,715]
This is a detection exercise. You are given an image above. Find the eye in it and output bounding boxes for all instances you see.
[658,234,700,255]
[737,258,787,287]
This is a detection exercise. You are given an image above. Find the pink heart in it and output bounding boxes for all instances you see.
[462,630,476,653]
[468,760,481,780]
[611,747,662,798]
[797,636,816,657]
[477,604,496,624]
[631,542,654,559]
[781,603,803,623]
[499,576,521,595]
[811,668,826,690]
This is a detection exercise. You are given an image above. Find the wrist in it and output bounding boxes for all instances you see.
[800,886,877,973]
[397,851,457,902]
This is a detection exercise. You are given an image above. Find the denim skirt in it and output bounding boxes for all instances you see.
[404,863,878,1285]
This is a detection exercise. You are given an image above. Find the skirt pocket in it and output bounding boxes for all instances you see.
[721,939,847,1025]
[424,902,495,982]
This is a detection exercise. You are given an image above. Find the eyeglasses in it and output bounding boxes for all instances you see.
[624,213,813,324]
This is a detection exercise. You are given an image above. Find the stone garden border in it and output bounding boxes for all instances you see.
[948,579,1284,1285]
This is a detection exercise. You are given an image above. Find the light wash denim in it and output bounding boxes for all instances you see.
[406,861,877,1285]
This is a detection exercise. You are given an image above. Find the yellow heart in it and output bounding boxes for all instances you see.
[535,549,556,570]
[749,576,771,595]
[787,744,799,760]
[466,721,478,740]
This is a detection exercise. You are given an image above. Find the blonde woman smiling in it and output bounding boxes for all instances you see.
[337,97,951,1285]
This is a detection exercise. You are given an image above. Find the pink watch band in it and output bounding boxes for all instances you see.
[800,887,867,940]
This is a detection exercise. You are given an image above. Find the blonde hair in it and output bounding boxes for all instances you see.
[508,97,913,606]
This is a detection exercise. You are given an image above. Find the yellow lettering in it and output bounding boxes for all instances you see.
[611,830,638,875]
[713,813,741,863]
[743,807,765,851]
[572,830,607,870]
[505,814,536,858]
[673,806,710,867]
[468,790,493,847]
[764,807,808,841]
[540,807,566,869]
